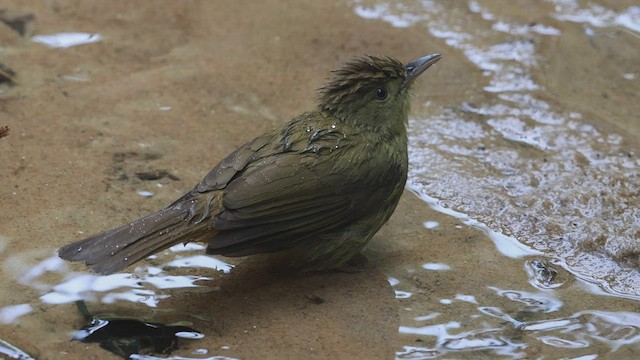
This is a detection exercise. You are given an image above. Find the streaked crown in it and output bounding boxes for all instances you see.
[317,56,407,114]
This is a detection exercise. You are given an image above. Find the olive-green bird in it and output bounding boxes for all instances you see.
[58,53,442,275]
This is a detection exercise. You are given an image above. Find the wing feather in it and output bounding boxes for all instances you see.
[206,150,401,255]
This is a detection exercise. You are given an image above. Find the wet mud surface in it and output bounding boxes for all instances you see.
[1,0,639,359]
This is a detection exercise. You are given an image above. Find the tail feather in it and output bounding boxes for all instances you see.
[59,199,213,275]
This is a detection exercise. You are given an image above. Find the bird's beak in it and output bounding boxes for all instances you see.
[402,53,442,90]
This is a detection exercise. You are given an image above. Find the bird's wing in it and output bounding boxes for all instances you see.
[168,134,274,207]
[206,148,404,256]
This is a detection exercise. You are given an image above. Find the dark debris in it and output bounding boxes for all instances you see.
[0,63,17,86]
[135,170,180,181]
[0,126,9,139]
[72,301,202,359]
[0,10,35,37]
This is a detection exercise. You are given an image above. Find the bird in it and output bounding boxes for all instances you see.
[58,53,442,275]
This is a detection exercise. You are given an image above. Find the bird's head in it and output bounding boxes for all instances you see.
[317,54,441,135]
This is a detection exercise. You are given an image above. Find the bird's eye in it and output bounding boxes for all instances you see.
[375,87,388,101]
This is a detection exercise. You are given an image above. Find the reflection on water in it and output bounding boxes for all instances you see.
[524,258,564,290]
[394,273,640,359]
[0,303,32,324]
[21,244,231,311]
[0,338,36,360]
[31,32,103,48]
[389,277,413,299]
[411,190,542,259]
[550,0,640,32]
[421,263,450,271]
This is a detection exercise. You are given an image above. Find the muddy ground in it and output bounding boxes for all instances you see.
[1,1,639,359]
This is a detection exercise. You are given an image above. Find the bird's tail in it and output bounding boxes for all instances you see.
[58,198,214,275]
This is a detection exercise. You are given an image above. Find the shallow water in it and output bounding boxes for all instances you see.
[354,0,640,297]
[1,0,639,359]
[353,0,640,357]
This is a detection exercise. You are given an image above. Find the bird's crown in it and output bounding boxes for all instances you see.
[317,56,407,113]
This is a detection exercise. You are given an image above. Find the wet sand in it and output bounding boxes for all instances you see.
[0,1,434,358]
[1,0,639,359]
